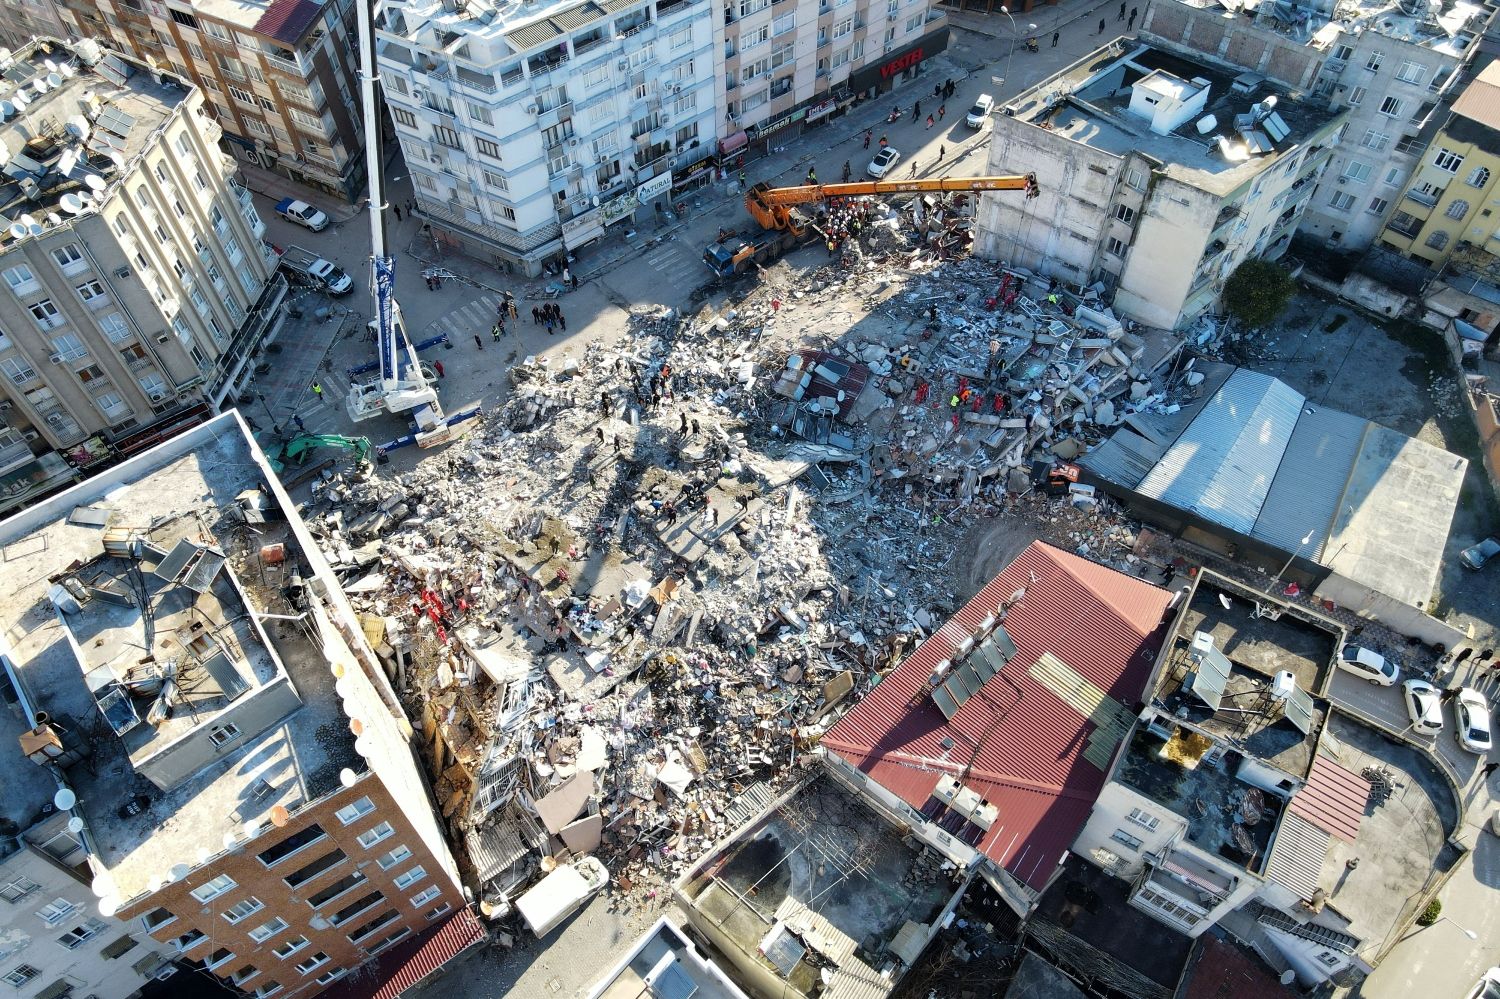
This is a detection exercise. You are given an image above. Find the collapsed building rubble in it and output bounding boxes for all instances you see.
[291,207,1192,931]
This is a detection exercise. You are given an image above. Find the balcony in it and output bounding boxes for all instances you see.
[1386,215,1423,239]
[0,439,36,477]
[769,78,792,99]
[538,101,573,130]
[619,19,652,37]
[202,32,239,55]
[263,51,304,77]
[455,66,497,94]
[657,0,699,15]
[1405,187,1441,208]
[528,51,569,75]
[574,34,609,56]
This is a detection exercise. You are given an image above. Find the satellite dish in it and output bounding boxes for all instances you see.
[107,151,125,171]
[270,805,289,827]
[1280,970,1296,986]
[66,816,83,833]
[0,102,14,120]
[60,193,83,214]
[98,896,119,917]
[33,79,47,95]
[53,788,76,810]
[90,875,111,898]
[19,214,37,228]
[348,718,363,736]
[197,847,212,863]
[244,819,262,838]
[46,74,62,89]
[45,213,60,226]
[223,832,238,849]
[7,223,24,240]
[27,224,42,237]
[84,173,105,191]
[43,59,57,72]
[13,90,29,108]
[339,767,358,788]
[168,862,190,882]
[354,736,374,758]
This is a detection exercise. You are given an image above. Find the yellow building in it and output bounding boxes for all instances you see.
[1382,60,1500,269]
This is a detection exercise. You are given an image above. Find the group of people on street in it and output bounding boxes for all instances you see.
[532,301,568,335]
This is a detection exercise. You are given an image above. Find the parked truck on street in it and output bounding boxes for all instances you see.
[277,244,354,295]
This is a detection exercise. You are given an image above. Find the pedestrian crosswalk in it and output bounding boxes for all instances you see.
[424,293,508,344]
[643,241,705,287]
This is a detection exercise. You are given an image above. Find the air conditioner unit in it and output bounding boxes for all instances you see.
[672,84,681,94]
[525,104,538,115]
[22,430,37,441]
[618,59,629,71]
[48,353,63,364]
[155,967,178,981]
[0,401,11,411]
[155,333,171,344]
[149,391,166,402]
[45,412,64,424]
[115,267,130,279]
[569,137,579,146]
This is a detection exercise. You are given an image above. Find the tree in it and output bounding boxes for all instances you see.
[1222,258,1296,328]
[1417,898,1442,926]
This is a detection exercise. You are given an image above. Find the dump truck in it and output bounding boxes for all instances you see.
[277,245,354,295]
[703,229,805,279]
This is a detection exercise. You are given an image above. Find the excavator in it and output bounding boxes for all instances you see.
[265,434,374,474]
[704,174,1040,279]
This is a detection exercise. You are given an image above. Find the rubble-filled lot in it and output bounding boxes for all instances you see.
[290,192,1184,947]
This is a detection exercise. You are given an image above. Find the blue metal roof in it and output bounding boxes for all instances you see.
[1135,369,1304,536]
[1250,405,1369,559]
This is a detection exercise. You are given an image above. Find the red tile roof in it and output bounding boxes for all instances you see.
[255,0,323,44]
[822,542,1172,890]
[1183,934,1295,999]
[321,907,487,999]
[1288,755,1369,843]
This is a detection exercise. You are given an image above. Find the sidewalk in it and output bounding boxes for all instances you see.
[235,160,366,224]
[943,0,1137,43]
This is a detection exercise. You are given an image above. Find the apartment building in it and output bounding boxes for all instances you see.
[53,0,365,200]
[376,0,948,275]
[0,0,68,52]
[1141,0,1484,253]
[0,796,174,999]
[377,0,720,275]
[1382,60,1500,268]
[975,43,1346,329]
[0,411,477,999]
[0,40,281,521]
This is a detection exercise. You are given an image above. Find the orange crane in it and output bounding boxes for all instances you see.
[743,174,1039,235]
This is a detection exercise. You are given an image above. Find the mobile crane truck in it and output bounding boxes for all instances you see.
[703,174,1039,279]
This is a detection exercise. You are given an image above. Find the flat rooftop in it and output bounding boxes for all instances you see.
[1281,0,1483,56]
[0,414,362,905]
[679,777,953,997]
[1010,45,1339,196]
[0,42,186,234]
[590,918,750,999]
[1156,576,1335,779]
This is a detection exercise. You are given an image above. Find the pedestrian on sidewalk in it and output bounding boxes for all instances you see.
[1443,687,1460,703]
[939,145,946,162]
[1098,17,1106,33]
[1456,647,1475,666]
[545,314,556,335]
[938,104,945,120]
[913,100,922,121]
[1118,0,1125,19]
[1052,29,1059,46]
[842,161,852,183]
[393,204,402,222]
[863,129,872,149]
[738,170,747,187]
[492,322,503,342]
[932,82,942,99]
[1485,762,1500,780]
[908,161,918,178]
[925,114,935,129]
[558,310,567,333]
[1129,5,1137,25]
[293,414,306,432]
[508,296,519,319]
[879,134,888,148]
[311,381,323,401]
[474,333,483,350]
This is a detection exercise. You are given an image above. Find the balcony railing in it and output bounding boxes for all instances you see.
[0,440,35,477]
[455,67,497,94]
[619,20,652,37]
[574,35,609,55]
[1405,188,1441,207]
[263,51,304,76]
[1386,217,1422,238]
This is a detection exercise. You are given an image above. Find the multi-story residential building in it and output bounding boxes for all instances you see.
[0,0,68,52]
[53,0,365,200]
[1141,0,1484,253]
[0,411,482,999]
[0,39,282,521]
[0,759,175,999]
[376,0,950,275]
[1382,60,1500,268]
[376,0,720,275]
[975,43,1346,329]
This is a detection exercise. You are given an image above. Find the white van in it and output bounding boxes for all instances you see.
[515,856,609,937]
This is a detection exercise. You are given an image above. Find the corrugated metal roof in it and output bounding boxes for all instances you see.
[506,19,563,47]
[1452,61,1500,132]
[254,0,323,43]
[321,907,486,999]
[1262,811,1329,902]
[822,542,1173,891]
[1250,405,1368,558]
[552,1,606,29]
[1137,370,1303,536]
[1288,755,1369,843]
[1080,430,1165,489]
[467,817,531,884]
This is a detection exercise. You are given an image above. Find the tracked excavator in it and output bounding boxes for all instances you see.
[703,174,1039,279]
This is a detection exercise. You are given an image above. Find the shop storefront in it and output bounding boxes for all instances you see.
[847,27,951,98]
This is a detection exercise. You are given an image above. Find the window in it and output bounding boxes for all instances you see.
[1113,204,1136,224]
[36,898,78,926]
[335,797,375,825]
[294,952,330,975]
[228,84,257,106]
[357,822,395,849]
[409,885,441,908]
[255,983,283,998]
[1,965,39,987]
[208,723,241,746]
[230,965,260,986]
[190,874,237,903]
[58,918,106,949]
[1347,86,1365,106]
[308,872,367,909]
[1434,147,1465,173]
[204,947,235,971]
[433,125,462,150]
[75,280,106,303]
[170,7,198,27]
[1384,167,1402,186]
[1125,168,1146,190]
[1379,96,1402,117]
[481,170,508,192]
[1468,166,1491,189]
[1342,160,1371,183]
[1126,807,1160,830]
[391,107,416,128]
[30,300,62,330]
[773,11,795,34]
[174,929,206,952]
[1105,236,1127,256]
[466,102,492,125]
[1360,130,1389,151]
[1332,43,1353,61]
[52,244,85,271]
[272,936,309,959]
[425,903,452,921]
[1425,230,1449,250]
[0,877,41,903]
[315,968,346,986]
[392,866,428,890]
[1328,191,1356,210]
[138,373,167,399]
[377,844,413,870]
[1446,198,1471,220]
[833,17,852,37]
[1110,828,1143,850]
[1395,61,1426,85]
[248,917,289,943]
[370,928,411,954]
[2,265,35,292]
[348,909,400,942]
[222,897,264,924]
[476,137,501,159]
[95,392,127,417]
[1366,52,1383,71]
[258,824,327,867]
[140,907,175,931]
[1368,197,1389,214]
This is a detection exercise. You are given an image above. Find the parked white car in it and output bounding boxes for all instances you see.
[1401,679,1444,736]
[966,94,994,128]
[867,147,902,178]
[1455,687,1493,754]
[1337,645,1398,685]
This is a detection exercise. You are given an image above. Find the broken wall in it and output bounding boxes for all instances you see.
[1140,2,1325,91]
[1114,175,1219,330]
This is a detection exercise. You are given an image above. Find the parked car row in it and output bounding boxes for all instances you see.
[1339,645,1493,753]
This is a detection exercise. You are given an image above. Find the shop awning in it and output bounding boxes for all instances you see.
[718,131,748,155]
